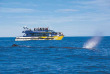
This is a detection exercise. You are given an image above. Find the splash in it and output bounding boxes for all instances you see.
[83,36,102,49]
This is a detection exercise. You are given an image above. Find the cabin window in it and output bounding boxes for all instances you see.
[43,33,46,36]
[30,33,34,36]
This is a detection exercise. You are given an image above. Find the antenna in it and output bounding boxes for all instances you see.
[23,26,28,29]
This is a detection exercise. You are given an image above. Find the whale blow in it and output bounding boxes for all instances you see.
[83,36,102,49]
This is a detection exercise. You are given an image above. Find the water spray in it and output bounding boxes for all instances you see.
[83,36,102,49]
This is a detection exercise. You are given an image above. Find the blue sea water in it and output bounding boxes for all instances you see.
[0,37,110,74]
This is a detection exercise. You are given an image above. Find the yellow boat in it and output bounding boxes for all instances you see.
[15,27,64,41]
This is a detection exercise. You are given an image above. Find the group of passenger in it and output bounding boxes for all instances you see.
[34,28,48,31]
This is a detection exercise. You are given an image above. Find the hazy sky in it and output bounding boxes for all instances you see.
[0,0,110,37]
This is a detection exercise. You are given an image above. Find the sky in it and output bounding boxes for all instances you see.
[0,0,110,37]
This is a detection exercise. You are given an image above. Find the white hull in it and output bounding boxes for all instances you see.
[15,37,54,41]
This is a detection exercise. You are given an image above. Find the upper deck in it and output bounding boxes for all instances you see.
[22,27,63,37]
[22,27,55,33]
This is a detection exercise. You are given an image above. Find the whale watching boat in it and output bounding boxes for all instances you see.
[15,26,64,41]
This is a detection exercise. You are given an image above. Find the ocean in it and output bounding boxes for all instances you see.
[0,37,110,74]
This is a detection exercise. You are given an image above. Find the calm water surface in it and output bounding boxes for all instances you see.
[0,37,110,74]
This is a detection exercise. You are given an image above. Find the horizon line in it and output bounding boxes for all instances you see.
[0,36,110,37]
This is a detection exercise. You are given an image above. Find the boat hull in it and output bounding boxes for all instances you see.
[15,36,64,41]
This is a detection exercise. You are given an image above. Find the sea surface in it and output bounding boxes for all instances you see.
[0,37,110,74]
